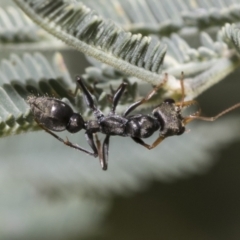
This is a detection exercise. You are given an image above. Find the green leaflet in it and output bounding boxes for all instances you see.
[14,0,167,85]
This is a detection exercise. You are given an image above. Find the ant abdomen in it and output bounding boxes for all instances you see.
[27,96,84,133]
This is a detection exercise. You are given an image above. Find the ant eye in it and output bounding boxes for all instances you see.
[164,98,175,104]
[177,127,185,135]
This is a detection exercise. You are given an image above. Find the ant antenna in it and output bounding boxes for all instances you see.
[180,71,185,108]
[174,72,202,125]
[188,103,240,122]
[177,72,240,124]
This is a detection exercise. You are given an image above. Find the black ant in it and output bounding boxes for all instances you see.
[27,73,240,170]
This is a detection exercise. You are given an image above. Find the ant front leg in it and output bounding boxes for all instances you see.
[35,119,98,157]
[124,73,168,117]
[131,136,165,150]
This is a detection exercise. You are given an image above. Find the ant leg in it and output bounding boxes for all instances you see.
[102,135,110,170]
[95,134,110,170]
[123,73,168,117]
[132,136,165,150]
[76,76,104,119]
[111,83,127,113]
[67,76,96,107]
[76,76,97,111]
[85,132,99,157]
[95,134,103,164]
[35,119,98,157]
[179,72,185,107]
[70,80,81,97]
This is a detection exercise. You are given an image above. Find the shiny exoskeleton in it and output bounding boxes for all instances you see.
[28,74,240,170]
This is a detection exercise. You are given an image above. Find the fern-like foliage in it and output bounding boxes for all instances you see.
[220,23,240,55]
[14,0,168,85]
[79,0,240,35]
[0,52,77,136]
[0,6,40,42]
[1,0,239,156]
[13,0,240,94]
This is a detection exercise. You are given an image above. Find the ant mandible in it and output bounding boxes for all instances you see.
[27,73,240,170]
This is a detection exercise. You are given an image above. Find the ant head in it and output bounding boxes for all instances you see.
[67,113,85,133]
[153,100,186,137]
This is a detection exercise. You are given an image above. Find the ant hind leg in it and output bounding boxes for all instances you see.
[35,119,98,157]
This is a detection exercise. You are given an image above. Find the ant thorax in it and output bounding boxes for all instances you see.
[152,99,185,137]
[98,115,128,136]
[85,120,100,133]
